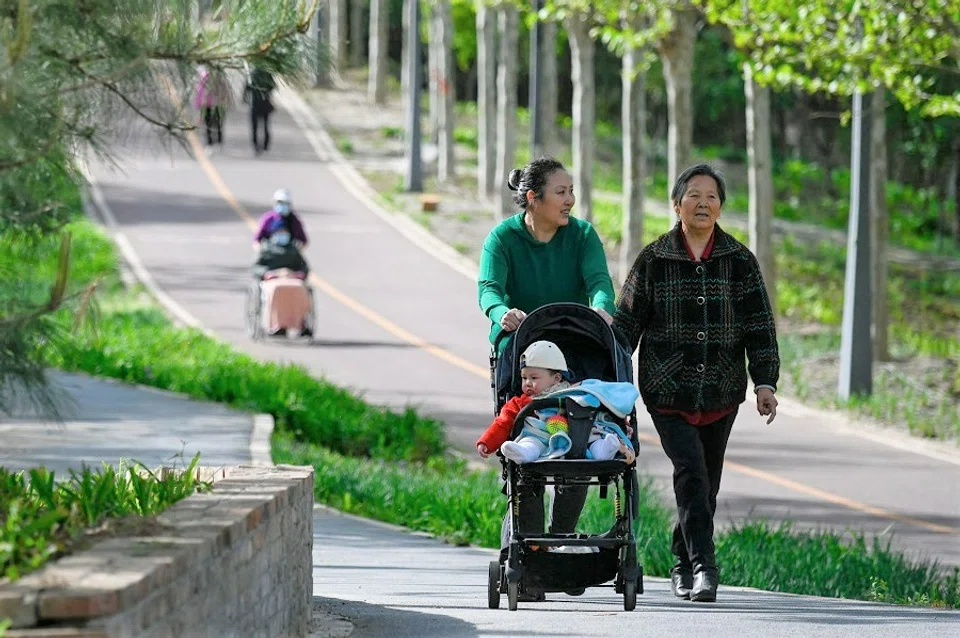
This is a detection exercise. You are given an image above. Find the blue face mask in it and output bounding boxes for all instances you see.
[272,231,292,247]
[276,203,291,216]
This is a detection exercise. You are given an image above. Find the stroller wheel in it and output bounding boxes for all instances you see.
[487,561,501,609]
[507,581,519,612]
[623,579,637,612]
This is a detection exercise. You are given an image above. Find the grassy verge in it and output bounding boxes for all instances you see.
[0,455,209,581]
[274,433,960,608]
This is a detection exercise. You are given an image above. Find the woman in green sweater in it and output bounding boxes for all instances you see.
[478,157,617,599]
[478,157,617,347]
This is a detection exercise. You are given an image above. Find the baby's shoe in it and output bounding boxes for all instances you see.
[501,441,539,463]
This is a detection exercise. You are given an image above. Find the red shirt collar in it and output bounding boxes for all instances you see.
[681,229,716,262]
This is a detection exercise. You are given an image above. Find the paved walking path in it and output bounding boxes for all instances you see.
[311,506,960,637]
[0,371,254,475]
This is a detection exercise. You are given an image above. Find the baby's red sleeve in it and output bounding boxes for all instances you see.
[477,395,530,451]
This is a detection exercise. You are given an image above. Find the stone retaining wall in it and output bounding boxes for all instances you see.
[0,465,314,637]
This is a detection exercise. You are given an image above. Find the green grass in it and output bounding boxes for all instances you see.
[0,454,209,581]
[274,433,960,608]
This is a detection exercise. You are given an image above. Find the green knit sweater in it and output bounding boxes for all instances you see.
[478,213,616,345]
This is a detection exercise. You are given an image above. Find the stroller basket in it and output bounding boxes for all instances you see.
[522,547,620,593]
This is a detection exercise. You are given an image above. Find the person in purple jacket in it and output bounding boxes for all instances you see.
[253,188,308,251]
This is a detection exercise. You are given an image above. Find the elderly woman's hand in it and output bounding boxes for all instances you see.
[756,388,778,424]
[477,443,491,458]
[500,308,527,332]
[592,307,614,325]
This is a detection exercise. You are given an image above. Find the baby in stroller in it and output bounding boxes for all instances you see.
[484,302,644,611]
[249,230,313,338]
[476,340,635,464]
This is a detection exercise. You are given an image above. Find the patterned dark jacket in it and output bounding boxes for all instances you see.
[613,223,779,411]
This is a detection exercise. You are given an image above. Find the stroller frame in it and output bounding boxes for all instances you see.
[486,303,643,611]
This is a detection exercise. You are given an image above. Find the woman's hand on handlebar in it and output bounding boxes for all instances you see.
[477,443,491,458]
[499,308,527,332]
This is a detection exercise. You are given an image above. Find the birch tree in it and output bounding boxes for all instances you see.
[565,9,597,222]
[350,0,365,68]
[476,2,498,198]
[657,5,698,200]
[494,3,519,217]
[367,0,389,104]
[434,1,457,181]
[328,0,348,76]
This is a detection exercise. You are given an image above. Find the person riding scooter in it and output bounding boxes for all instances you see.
[253,188,308,251]
[251,230,312,338]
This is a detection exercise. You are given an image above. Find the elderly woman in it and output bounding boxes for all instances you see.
[613,164,780,603]
[478,156,617,600]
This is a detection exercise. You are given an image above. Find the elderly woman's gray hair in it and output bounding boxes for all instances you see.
[670,164,727,207]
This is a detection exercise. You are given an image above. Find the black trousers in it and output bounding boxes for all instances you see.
[648,407,737,569]
[202,107,223,145]
[251,108,271,151]
[500,483,589,551]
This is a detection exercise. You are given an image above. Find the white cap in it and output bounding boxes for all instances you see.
[273,188,292,203]
[520,341,567,372]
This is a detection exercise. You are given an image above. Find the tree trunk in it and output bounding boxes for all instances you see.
[566,10,595,222]
[619,43,646,286]
[400,0,410,122]
[477,3,497,199]
[367,0,388,104]
[658,8,697,201]
[744,64,777,314]
[350,0,365,68]
[427,5,440,145]
[328,0,348,76]
[540,19,559,157]
[871,87,890,361]
[495,4,519,218]
[436,1,456,182]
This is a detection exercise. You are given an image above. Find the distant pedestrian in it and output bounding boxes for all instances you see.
[613,163,780,603]
[194,65,233,151]
[244,65,277,155]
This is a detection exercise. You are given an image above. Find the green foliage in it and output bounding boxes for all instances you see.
[703,0,960,117]
[0,455,209,581]
[275,432,960,608]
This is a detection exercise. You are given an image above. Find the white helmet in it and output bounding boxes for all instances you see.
[273,188,292,204]
[520,341,568,372]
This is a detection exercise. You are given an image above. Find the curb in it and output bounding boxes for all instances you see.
[251,413,276,466]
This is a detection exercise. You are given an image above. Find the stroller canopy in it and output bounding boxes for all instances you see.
[496,303,634,404]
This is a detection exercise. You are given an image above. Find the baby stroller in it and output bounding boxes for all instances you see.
[487,302,643,611]
[245,239,314,342]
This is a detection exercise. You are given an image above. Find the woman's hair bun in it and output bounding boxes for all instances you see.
[506,168,523,191]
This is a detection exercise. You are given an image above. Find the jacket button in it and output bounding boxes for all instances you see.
[697,296,705,305]
[696,265,705,275]
[696,363,705,373]
[697,331,705,340]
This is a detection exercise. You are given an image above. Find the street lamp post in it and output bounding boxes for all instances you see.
[838,88,873,399]
[404,0,423,192]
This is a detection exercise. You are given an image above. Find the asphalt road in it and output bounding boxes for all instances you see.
[85,83,960,615]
